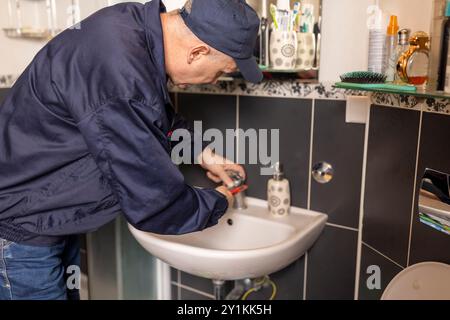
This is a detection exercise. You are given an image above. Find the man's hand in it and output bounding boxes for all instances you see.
[215,185,234,208]
[197,148,246,187]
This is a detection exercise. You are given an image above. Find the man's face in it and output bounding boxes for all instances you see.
[170,45,238,88]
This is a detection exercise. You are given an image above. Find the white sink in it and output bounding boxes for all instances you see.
[129,197,327,280]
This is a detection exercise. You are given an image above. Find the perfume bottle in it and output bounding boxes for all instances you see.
[397,31,430,86]
[393,29,411,83]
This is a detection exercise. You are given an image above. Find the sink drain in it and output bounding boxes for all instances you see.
[227,219,233,226]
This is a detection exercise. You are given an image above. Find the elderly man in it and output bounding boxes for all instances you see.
[0,0,262,300]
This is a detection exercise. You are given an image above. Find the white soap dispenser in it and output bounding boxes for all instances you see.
[267,162,291,216]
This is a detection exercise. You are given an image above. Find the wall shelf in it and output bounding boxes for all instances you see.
[2,27,56,40]
[259,66,319,73]
[218,66,319,82]
[334,82,450,100]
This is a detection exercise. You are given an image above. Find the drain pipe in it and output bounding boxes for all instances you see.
[212,280,226,300]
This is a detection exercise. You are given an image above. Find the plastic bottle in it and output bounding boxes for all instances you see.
[394,29,411,83]
[368,3,385,74]
[384,15,399,81]
[267,162,290,217]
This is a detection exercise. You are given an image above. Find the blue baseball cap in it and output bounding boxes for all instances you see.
[180,0,263,83]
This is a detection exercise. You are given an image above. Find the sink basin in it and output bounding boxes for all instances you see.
[129,197,327,280]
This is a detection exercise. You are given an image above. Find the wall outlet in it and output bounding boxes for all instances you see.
[345,95,370,124]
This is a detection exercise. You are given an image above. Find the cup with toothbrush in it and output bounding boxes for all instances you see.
[269,3,298,70]
[295,2,316,70]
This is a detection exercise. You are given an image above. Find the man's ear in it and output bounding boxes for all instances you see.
[187,45,210,64]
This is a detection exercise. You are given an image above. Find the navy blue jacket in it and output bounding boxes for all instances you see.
[0,0,228,245]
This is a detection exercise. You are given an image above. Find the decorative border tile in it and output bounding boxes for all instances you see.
[0,74,18,88]
[371,92,450,114]
[171,79,450,116]
[423,97,450,114]
[370,92,423,111]
[169,80,365,100]
[2,72,450,115]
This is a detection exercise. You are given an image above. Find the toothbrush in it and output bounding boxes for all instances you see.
[269,4,279,30]
[292,2,300,31]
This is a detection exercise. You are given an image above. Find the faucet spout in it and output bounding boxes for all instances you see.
[233,191,247,210]
[225,170,248,210]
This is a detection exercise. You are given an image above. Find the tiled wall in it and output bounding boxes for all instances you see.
[1,87,449,300]
[172,93,365,300]
[358,105,450,300]
[172,93,450,300]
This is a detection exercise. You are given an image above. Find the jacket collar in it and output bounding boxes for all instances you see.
[144,0,171,104]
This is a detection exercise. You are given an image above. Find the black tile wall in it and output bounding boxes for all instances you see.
[177,93,237,188]
[358,243,403,300]
[179,272,235,298]
[239,96,312,208]
[180,271,215,295]
[306,226,358,300]
[409,112,450,264]
[311,100,365,228]
[174,257,305,300]
[180,288,213,300]
[171,285,179,300]
[243,257,305,300]
[172,94,366,300]
[363,105,420,266]
[171,267,178,283]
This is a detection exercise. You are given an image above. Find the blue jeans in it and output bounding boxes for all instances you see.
[0,236,80,300]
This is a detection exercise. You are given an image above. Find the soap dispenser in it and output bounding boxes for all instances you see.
[267,162,291,216]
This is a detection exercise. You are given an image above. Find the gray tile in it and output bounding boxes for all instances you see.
[306,226,358,300]
[243,257,305,300]
[180,272,215,294]
[171,284,179,300]
[311,100,365,228]
[409,112,450,264]
[171,267,179,283]
[363,105,420,266]
[358,243,403,300]
[180,288,213,300]
[177,93,237,188]
[239,96,312,207]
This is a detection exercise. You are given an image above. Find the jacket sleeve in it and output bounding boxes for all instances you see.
[75,97,228,234]
[168,111,210,162]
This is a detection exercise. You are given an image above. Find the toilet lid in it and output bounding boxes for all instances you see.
[381,262,450,300]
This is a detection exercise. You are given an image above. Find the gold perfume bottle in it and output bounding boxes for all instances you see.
[397,31,430,85]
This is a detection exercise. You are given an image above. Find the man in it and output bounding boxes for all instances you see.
[0,0,262,300]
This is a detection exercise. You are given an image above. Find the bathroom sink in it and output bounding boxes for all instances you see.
[129,197,327,280]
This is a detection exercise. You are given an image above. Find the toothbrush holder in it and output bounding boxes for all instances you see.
[269,30,298,70]
[295,32,316,69]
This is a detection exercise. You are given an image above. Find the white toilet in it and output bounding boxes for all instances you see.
[381,262,450,300]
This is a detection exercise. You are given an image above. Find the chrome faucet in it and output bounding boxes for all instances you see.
[226,170,247,210]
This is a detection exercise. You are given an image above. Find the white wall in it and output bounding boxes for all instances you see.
[379,0,433,34]
[0,0,183,76]
[319,0,372,81]
[318,0,433,82]
[0,33,45,75]
[0,0,435,81]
